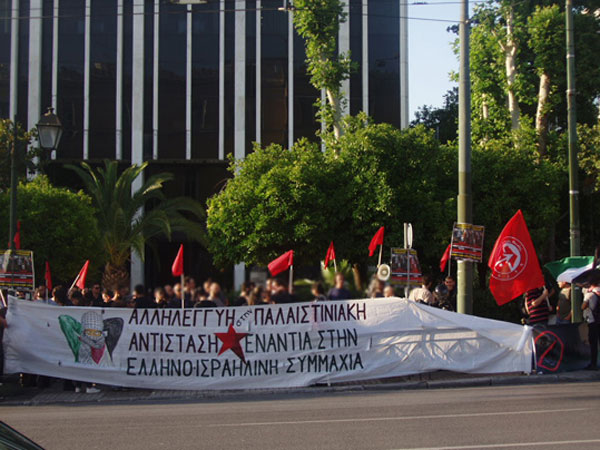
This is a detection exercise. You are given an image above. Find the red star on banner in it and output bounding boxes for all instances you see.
[215,324,249,362]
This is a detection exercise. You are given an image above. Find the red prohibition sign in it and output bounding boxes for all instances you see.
[534,330,564,372]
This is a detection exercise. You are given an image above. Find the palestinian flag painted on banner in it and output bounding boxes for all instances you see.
[544,256,594,283]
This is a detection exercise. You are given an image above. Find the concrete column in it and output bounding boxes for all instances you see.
[399,0,409,128]
[9,0,20,119]
[186,4,192,160]
[362,0,368,115]
[28,0,43,169]
[83,0,91,159]
[233,0,247,290]
[152,0,159,159]
[51,0,59,160]
[256,0,261,144]
[288,10,293,149]
[130,0,145,290]
[218,0,225,160]
[116,0,123,159]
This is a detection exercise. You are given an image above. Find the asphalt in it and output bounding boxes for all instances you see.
[2,368,600,406]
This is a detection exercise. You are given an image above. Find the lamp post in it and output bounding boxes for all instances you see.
[7,108,62,252]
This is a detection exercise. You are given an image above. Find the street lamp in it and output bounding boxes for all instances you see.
[8,108,62,252]
[36,107,63,151]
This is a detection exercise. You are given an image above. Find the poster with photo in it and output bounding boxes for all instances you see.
[0,249,35,293]
[390,248,422,286]
[451,223,485,262]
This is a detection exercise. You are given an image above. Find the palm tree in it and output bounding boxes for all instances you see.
[67,160,206,291]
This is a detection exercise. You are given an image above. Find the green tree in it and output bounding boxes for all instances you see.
[0,175,100,285]
[0,119,36,192]
[68,160,207,291]
[292,0,354,141]
[411,88,459,144]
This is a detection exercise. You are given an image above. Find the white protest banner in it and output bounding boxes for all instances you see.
[4,297,533,390]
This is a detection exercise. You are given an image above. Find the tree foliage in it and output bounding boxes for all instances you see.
[0,119,36,192]
[0,175,101,285]
[68,160,207,289]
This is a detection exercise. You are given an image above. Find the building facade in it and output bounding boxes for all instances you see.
[0,0,408,290]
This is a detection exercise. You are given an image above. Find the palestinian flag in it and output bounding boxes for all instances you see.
[544,256,594,283]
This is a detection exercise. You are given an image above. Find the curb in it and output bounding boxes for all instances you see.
[2,371,600,406]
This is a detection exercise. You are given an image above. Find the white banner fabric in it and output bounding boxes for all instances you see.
[3,297,533,390]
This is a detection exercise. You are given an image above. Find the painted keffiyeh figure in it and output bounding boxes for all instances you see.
[59,312,123,366]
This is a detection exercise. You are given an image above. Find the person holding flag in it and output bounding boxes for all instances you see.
[488,210,545,306]
[327,272,352,301]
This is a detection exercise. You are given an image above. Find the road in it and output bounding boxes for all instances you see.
[2,382,600,450]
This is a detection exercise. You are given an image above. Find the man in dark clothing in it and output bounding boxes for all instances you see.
[133,284,156,309]
[90,283,103,306]
[270,278,295,304]
[327,273,352,300]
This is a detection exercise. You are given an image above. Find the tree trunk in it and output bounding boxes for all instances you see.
[504,8,520,131]
[325,87,343,140]
[535,72,551,157]
[102,262,130,292]
[482,93,489,120]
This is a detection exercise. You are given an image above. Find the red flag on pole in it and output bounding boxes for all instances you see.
[368,226,385,257]
[45,261,52,292]
[440,244,451,272]
[75,260,90,290]
[172,244,184,277]
[488,210,544,305]
[13,220,21,249]
[268,250,294,276]
[324,241,336,268]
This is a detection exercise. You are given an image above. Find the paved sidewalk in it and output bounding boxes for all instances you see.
[2,369,600,406]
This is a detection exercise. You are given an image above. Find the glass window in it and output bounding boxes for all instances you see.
[0,0,12,118]
[89,0,117,159]
[349,0,362,116]
[192,1,220,159]
[369,0,399,126]
[293,30,319,143]
[158,2,186,159]
[57,0,83,159]
[261,0,287,147]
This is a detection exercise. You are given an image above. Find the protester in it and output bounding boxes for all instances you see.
[327,273,352,300]
[311,282,327,302]
[271,278,295,304]
[234,282,252,306]
[409,275,434,304]
[101,288,114,306]
[368,278,385,298]
[169,283,193,308]
[582,277,600,370]
[207,282,227,307]
[444,276,457,310]
[556,282,572,325]
[132,284,156,308]
[193,292,217,308]
[154,287,169,308]
[383,285,396,298]
[90,283,103,306]
[164,284,175,302]
[248,286,265,305]
[524,286,550,326]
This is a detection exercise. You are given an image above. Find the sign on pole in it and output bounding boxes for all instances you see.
[450,223,485,262]
[390,248,422,287]
[0,249,35,295]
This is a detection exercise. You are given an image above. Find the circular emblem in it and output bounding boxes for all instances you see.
[491,236,528,281]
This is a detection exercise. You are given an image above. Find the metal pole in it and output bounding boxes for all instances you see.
[566,0,581,322]
[8,116,18,252]
[457,0,473,314]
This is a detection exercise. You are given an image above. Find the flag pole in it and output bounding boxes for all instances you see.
[378,244,383,268]
[181,273,185,309]
[333,258,337,273]
[0,289,7,308]
[289,265,293,293]
[69,273,80,292]
[448,236,454,277]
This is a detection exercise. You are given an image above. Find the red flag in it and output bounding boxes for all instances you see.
[268,250,294,276]
[45,261,52,292]
[172,244,184,277]
[13,220,21,250]
[488,210,544,305]
[368,226,385,257]
[440,243,451,272]
[75,260,90,290]
[324,241,336,268]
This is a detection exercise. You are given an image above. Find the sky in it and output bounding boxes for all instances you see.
[407,2,462,120]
